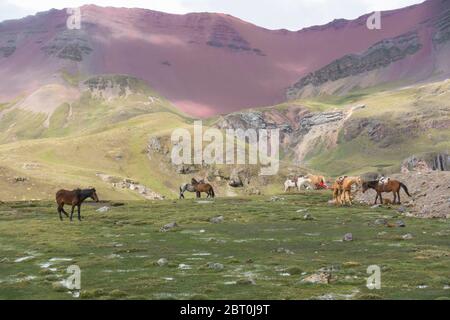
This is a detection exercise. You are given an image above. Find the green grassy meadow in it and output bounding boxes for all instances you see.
[1,193,449,300]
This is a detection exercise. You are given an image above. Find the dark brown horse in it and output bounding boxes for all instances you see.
[362,180,411,205]
[56,188,99,221]
[191,178,215,199]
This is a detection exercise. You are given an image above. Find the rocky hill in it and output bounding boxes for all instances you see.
[1,1,450,117]
[287,3,450,99]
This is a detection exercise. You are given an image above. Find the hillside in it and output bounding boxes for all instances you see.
[0,79,448,201]
[1,1,450,117]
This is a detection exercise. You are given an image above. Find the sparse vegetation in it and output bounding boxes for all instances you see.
[0,194,448,300]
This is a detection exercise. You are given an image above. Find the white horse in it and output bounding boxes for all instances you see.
[296,176,312,191]
[284,179,297,192]
[284,177,312,192]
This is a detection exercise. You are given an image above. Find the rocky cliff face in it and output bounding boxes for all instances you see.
[82,75,149,100]
[402,152,450,172]
[41,29,92,62]
[287,31,423,99]
[433,7,450,45]
[214,106,352,164]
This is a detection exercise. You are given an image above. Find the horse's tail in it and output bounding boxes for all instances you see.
[210,187,215,198]
[400,183,412,197]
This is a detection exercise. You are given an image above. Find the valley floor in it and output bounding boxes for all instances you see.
[0,193,449,300]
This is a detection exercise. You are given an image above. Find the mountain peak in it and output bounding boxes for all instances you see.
[0,0,449,117]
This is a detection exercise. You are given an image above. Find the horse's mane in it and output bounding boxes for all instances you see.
[74,188,95,196]
[364,180,379,188]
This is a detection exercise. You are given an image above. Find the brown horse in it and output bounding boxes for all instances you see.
[56,188,99,221]
[306,174,328,189]
[362,180,411,205]
[331,176,346,205]
[191,178,215,199]
[340,176,362,206]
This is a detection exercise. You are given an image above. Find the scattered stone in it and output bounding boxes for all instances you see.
[301,272,331,285]
[237,278,256,285]
[207,262,224,271]
[374,219,388,226]
[402,233,414,240]
[343,233,353,242]
[397,206,407,214]
[210,216,224,224]
[371,204,382,209]
[96,206,110,213]
[178,264,192,270]
[274,248,294,255]
[417,285,428,289]
[296,208,308,213]
[156,258,168,267]
[270,196,285,202]
[160,222,178,232]
[395,220,406,228]
[303,213,315,221]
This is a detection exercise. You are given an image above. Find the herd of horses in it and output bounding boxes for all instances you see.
[179,178,215,199]
[55,175,411,221]
[284,174,412,206]
[331,176,412,206]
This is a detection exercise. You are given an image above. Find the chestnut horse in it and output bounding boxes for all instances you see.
[179,179,205,199]
[306,174,328,189]
[340,176,362,206]
[362,180,411,205]
[331,176,345,205]
[56,188,99,221]
[191,178,215,199]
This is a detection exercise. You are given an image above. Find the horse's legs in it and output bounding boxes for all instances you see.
[77,205,82,221]
[70,205,75,221]
[57,206,63,221]
[196,191,201,198]
[342,191,348,205]
[374,193,378,205]
[397,191,401,204]
[379,193,383,205]
[61,205,69,217]
[392,192,396,204]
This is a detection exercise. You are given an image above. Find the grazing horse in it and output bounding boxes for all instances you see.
[340,176,362,206]
[284,178,297,193]
[191,178,215,199]
[362,180,411,205]
[306,174,328,190]
[331,176,346,205]
[56,188,99,221]
[296,176,312,191]
[284,176,313,193]
[179,180,204,199]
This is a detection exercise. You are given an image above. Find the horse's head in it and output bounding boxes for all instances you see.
[90,188,99,202]
[355,176,363,187]
[362,182,369,193]
[362,181,378,193]
[191,178,198,185]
